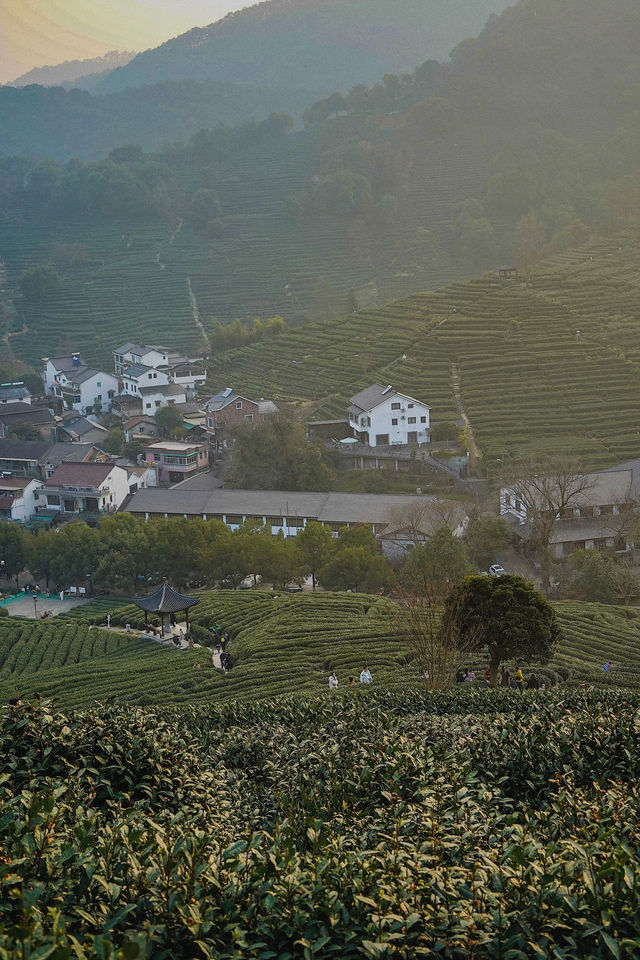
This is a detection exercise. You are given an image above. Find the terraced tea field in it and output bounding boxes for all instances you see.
[1,590,638,709]
[208,234,640,467]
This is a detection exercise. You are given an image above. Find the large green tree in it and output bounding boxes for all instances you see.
[228,419,336,492]
[297,521,334,588]
[400,527,471,591]
[443,574,561,685]
[0,523,27,588]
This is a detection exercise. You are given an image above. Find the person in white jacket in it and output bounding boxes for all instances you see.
[360,667,372,684]
[328,671,338,690]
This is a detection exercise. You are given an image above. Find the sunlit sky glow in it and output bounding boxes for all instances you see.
[0,0,249,83]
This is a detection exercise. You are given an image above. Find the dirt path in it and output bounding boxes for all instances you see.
[451,363,481,466]
[186,276,211,354]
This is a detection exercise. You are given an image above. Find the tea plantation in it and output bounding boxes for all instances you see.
[2,687,640,957]
[1,591,639,710]
[207,233,640,467]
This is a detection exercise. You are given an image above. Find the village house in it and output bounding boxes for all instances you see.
[58,412,109,445]
[124,486,462,550]
[122,416,162,444]
[0,476,43,523]
[113,342,207,396]
[348,384,431,447]
[36,461,130,516]
[0,382,31,405]
[144,440,209,486]
[204,388,279,446]
[500,466,636,558]
[0,402,57,440]
[42,354,118,414]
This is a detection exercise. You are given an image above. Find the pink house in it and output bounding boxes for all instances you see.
[144,440,209,486]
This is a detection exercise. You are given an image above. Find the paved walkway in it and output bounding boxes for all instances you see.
[0,594,88,619]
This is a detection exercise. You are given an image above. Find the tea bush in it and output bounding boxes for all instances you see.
[1,689,640,957]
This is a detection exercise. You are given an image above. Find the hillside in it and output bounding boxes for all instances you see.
[1,591,637,709]
[7,51,136,89]
[205,234,640,467]
[3,0,640,383]
[97,0,508,94]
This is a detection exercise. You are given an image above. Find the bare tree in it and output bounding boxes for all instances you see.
[386,499,468,545]
[392,586,480,690]
[502,456,596,585]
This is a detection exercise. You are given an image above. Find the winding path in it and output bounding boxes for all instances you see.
[451,363,481,466]
[186,276,211,354]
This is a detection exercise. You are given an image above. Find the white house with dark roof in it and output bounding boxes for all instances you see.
[0,382,31,405]
[348,384,430,447]
[114,343,206,395]
[37,461,130,515]
[113,343,169,376]
[120,363,170,398]
[42,354,118,415]
[0,476,43,522]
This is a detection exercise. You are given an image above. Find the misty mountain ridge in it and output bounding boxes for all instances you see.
[96,0,511,94]
[7,51,137,90]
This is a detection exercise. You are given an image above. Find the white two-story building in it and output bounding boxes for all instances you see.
[113,343,170,376]
[42,355,118,415]
[348,384,430,447]
[37,461,130,516]
[114,343,206,396]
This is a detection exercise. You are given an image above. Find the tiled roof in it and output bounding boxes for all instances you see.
[0,439,52,461]
[132,582,200,614]
[45,461,116,487]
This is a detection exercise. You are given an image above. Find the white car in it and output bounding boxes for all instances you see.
[489,564,506,577]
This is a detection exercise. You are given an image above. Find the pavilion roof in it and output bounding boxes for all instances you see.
[131,582,200,614]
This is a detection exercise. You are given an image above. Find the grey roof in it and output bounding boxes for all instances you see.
[350,383,429,414]
[61,419,108,440]
[205,388,238,411]
[125,487,439,526]
[115,342,146,356]
[0,404,55,424]
[58,364,105,385]
[171,471,224,491]
[138,383,184,397]
[121,363,153,378]
[0,384,31,401]
[349,384,390,413]
[132,582,200,614]
[48,355,87,371]
[258,400,279,415]
[41,442,100,466]
[603,460,640,499]
[0,439,52,461]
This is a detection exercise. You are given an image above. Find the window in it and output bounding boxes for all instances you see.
[244,414,254,421]
[408,417,416,424]
[146,403,152,409]
[267,516,283,527]
[96,381,101,388]
[287,517,305,528]
[408,403,414,409]
[208,417,214,428]
[235,401,243,409]
[391,402,401,410]
[154,454,161,462]
[155,401,161,408]
[392,418,398,426]
[225,514,243,524]
[47,494,60,505]
[420,416,427,423]
[375,434,389,445]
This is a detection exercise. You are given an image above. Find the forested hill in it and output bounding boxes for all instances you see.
[96,0,509,94]
[7,51,136,90]
[3,0,640,382]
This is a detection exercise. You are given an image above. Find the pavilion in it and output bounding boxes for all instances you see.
[131,582,200,637]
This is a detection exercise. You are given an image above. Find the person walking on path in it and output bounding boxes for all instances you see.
[500,665,511,688]
[360,667,372,684]
[329,671,338,690]
[604,661,613,673]
[514,665,524,689]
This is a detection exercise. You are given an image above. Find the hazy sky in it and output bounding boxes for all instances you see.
[0,0,250,83]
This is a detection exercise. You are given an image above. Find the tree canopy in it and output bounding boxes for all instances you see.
[443,574,561,684]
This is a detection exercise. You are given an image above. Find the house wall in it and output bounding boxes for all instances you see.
[144,446,208,486]
[351,396,430,447]
[207,398,260,432]
[41,466,130,514]
[1,479,43,521]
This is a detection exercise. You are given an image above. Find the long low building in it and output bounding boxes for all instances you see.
[123,485,461,542]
